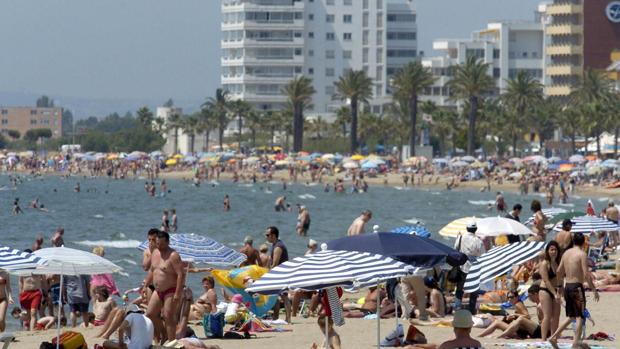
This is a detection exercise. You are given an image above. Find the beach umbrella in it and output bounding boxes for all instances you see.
[361,161,378,170]
[586,166,601,175]
[463,241,546,293]
[390,225,432,238]
[10,247,122,349]
[0,245,47,270]
[137,233,246,266]
[342,161,359,169]
[460,155,476,163]
[326,232,460,268]
[247,249,414,349]
[438,217,476,238]
[173,154,184,159]
[601,159,619,168]
[451,160,469,167]
[547,156,562,163]
[558,163,574,172]
[552,215,620,233]
[432,158,448,165]
[523,155,546,164]
[82,155,96,162]
[165,158,177,166]
[351,154,365,161]
[523,208,568,225]
[547,211,585,225]
[508,172,522,179]
[569,154,585,163]
[474,217,534,238]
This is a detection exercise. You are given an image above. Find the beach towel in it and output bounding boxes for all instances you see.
[327,288,345,327]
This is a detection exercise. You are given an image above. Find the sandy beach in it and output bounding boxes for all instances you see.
[11,291,618,349]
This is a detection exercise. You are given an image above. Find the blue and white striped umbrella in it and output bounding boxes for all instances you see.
[552,215,620,233]
[524,208,568,225]
[464,241,546,293]
[390,225,432,238]
[246,250,414,295]
[137,233,246,266]
[0,245,47,270]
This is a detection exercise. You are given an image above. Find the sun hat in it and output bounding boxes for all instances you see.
[231,294,244,304]
[452,309,474,328]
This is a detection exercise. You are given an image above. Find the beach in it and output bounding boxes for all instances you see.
[11,292,619,348]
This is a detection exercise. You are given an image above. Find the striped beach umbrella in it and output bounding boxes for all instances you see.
[0,245,47,270]
[138,233,247,266]
[246,250,414,295]
[464,241,546,293]
[439,217,476,238]
[390,225,432,238]
[552,215,620,233]
[524,208,568,225]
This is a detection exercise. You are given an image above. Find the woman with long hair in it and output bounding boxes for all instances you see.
[0,270,14,332]
[530,200,547,241]
[538,241,562,340]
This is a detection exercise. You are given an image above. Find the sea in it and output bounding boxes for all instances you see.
[0,174,599,329]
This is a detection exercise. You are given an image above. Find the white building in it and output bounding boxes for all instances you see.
[421,18,544,108]
[221,0,418,119]
[157,107,208,154]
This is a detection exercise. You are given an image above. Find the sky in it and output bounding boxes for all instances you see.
[0,0,542,114]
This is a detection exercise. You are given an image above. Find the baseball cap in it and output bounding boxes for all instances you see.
[466,221,477,229]
[452,309,474,328]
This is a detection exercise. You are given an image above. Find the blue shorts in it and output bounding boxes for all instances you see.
[70,303,89,313]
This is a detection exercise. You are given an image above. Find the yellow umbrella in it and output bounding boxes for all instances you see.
[351,154,365,161]
[439,217,477,238]
[173,154,184,159]
[165,158,178,166]
[107,153,119,160]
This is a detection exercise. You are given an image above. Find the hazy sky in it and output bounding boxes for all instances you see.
[0,0,542,103]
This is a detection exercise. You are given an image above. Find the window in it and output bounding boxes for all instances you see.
[1,119,7,125]
[493,68,501,78]
[308,14,314,20]
[363,0,368,9]
[1,109,7,115]
[376,30,383,45]
[387,31,416,40]
[343,33,352,41]
[344,0,352,4]
[308,32,314,38]
[294,48,302,55]
[493,49,500,59]
[325,86,335,95]
[376,13,383,27]
[363,30,369,45]
[387,14,415,22]
[308,49,314,56]
[363,13,369,27]
[326,50,335,59]
[386,49,416,58]
[343,15,352,23]
[326,32,335,40]
[30,110,37,115]
[343,50,352,59]
[326,68,335,77]
[30,119,37,125]
[377,48,383,63]
[308,68,314,75]
[326,0,334,4]
[363,48,369,63]
[326,14,335,23]
[376,66,383,80]
[466,48,484,59]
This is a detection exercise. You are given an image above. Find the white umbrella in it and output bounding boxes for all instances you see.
[569,154,585,163]
[474,217,534,238]
[460,156,476,163]
[11,247,121,349]
[451,160,469,167]
[342,161,359,169]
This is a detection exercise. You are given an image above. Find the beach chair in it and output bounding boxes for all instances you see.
[588,234,610,262]
[0,333,14,349]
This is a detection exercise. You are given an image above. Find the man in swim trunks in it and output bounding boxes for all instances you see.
[144,230,185,343]
[51,227,64,247]
[548,232,599,349]
[19,275,44,331]
[296,205,311,236]
[274,196,286,212]
[346,210,372,236]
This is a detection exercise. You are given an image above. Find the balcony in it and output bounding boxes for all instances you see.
[546,3,582,15]
[546,24,583,35]
[546,44,582,55]
[545,84,572,96]
[546,64,581,76]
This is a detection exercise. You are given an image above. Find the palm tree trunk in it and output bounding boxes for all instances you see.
[615,126,619,157]
[205,128,210,151]
[237,116,243,153]
[409,95,418,156]
[571,130,576,154]
[252,129,257,148]
[293,104,303,152]
[174,128,179,154]
[512,132,518,157]
[539,135,545,157]
[596,130,601,158]
[219,126,224,150]
[467,96,478,156]
[342,122,347,139]
[350,97,358,154]
[190,134,195,154]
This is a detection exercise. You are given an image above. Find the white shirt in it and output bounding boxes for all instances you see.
[454,233,485,273]
[125,313,154,349]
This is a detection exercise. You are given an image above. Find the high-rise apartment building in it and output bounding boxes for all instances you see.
[421,19,544,108]
[221,0,417,119]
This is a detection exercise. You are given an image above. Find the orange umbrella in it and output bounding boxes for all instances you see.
[558,163,574,173]
[585,155,597,161]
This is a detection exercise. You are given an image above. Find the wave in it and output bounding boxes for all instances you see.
[113,258,137,266]
[93,214,104,219]
[403,218,425,225]
[76,239,141,249]
[558,203,575,207]
[468,200,494,206]
[298,194,316,200]
[239,183,253,187]
[597,197,609,202]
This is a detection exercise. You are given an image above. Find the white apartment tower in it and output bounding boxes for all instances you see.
[221,0,417,119]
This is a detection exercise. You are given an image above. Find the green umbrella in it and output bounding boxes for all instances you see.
[549,211,586,225]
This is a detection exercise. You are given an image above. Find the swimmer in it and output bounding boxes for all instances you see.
[223,195,231,211]
[74,182,80,193]
[12,198,22,215]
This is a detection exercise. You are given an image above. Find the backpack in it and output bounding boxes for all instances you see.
[202,312,225,338]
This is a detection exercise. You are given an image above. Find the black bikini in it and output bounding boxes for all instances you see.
[539,265,557,299]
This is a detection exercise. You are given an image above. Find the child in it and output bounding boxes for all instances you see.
[224,294,247,326]
[92,286,117,326]
[12,307,66,330]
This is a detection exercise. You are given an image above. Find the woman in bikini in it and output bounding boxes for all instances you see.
[0,270,14,332]
[538,241,562,340]
[478,290,529,337]
[530,200,547,241]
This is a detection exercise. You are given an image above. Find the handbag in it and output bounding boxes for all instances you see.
[447,235,465,283]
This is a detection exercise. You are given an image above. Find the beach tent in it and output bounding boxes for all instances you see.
[247,248,414,349]
[552,215,620,233]
[9,247,121,349]
[601,159,619,168]
[474,217,534,238]
[138,233,246,266]
[463,241,546,293]
[361,161,379,170]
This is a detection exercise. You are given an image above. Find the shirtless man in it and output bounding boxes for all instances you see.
[606,200,619,249]
[548,232,599,349]
[190,276,217,321]
[51,227,64,247]
[239,236,259,267]
[346,210,372,236]
[142,229,159,272]
[296,206,311,236]
[32,235,44,251]
[19,275,44,331]
[144,231,185,343]
[274,196,286,212]
[554,219,573,252]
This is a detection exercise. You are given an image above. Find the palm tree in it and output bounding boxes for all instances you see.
[166,112,183,154]
[283,76,315,152]
[202,88,231,150]
[198,108,215,152]
[501,71,543,155]
[391,61,435,156]
[334,106,351,139]
[533,98,560,156]
[307,116,329,139]
[228,99,252,152]
[447,56,495,155]
[182,114,200,154]
[334,70,373,154]
[136,106,154,128]
[244,109,261,149]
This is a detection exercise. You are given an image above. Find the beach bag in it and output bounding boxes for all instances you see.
[405,324,427,345]
[203,312,225,338]
[51,331,87,349]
